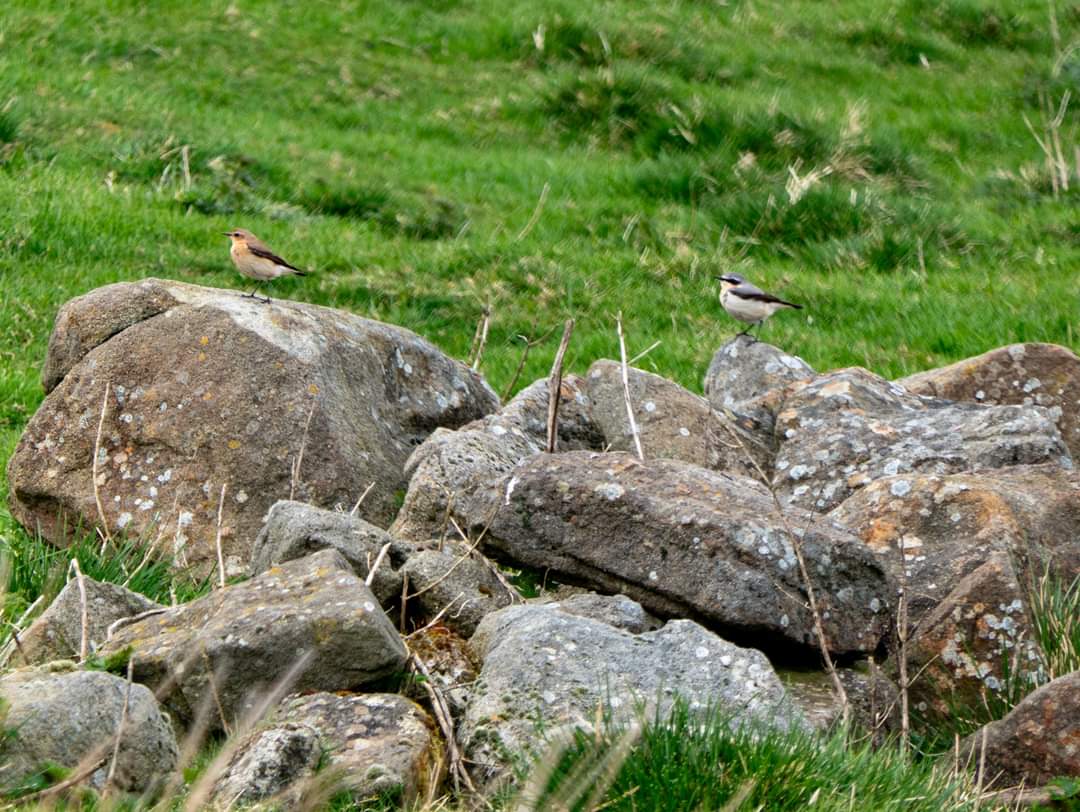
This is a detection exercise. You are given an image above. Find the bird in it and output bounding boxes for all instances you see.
[715,273,803,338]
[224,229,307,303]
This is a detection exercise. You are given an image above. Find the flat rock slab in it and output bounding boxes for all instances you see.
[0,665,178,794]
[8,279,497,570]
[213,692,440,805]
[461,451,889,655]
[899,342,1080,460]
[960,671,1080,788]
[103,550,407,731]
[583,360,770,477]
[14,576,161,666]
[463,604,804,782]
[773,367,1069,513]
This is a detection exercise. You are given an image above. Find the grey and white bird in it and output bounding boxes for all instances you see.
[716,273,803,337]
[224,229,308,303]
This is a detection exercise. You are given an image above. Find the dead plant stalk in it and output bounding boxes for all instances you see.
[92,381,113,553]
[546,319,575,453]
[616,312,644,461]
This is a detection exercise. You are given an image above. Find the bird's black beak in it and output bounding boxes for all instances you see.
[223,232,233,236]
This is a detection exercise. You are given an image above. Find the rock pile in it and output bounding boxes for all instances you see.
[5,283,1078,801]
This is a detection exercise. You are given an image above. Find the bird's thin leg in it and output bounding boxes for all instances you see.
[736,325,752,337]
[244,281,263,299]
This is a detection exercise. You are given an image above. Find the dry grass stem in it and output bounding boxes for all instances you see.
[290,398,317,501]
[0,595,43,668]
[103,657,135,796]
[349,480,376,516]
[405,593,464,639]
[92,381,113,553]
[516,181,550,241]
[615,312,644,461]
[470,305,492,371]
[105,607,168,642]
[364,541,392,587]
[627,339,662,365]
[546,319,575,453]
[68,558,89,663]
[501,325,560,401]
[407,645,477,796]
[202,648,232,737]
[214,482,227,589]
[897,534,911,756]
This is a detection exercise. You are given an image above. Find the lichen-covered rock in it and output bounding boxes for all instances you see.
[772,367,1069,513]
[390,375,598,542]
[898,342,1080,460]
[959,671,1080,788]
[401,541,520,637]
[102,550,407,731]
[14,576,161,666]
[583,360,771,477]
[461,451,889,655]
[703,337,815,431]
[0,665,178,794]
[212,692,441,805]
[828,465,1080,623]
[251,500,406,605]
[463,605,804,783]
[537,592,660,634]
[905,553,1044,714]
[8,279,498,571]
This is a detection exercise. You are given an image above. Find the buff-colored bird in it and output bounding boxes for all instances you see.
[224,229,308,302]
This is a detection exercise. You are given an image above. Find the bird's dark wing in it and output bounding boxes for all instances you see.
[248,244,303,273]
[731,284,802,309]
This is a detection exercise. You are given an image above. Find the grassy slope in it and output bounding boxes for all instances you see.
[0,2,1077,584]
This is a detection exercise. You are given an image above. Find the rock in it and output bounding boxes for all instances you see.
[703,337,815,431]
[8,279,498,571]
[102,550,407,731]
[14,576,161,666]
[583,359,770,477]
[401,542,520,637]
[959,671,1080,788]
[463,605,803,782]
[898,343,1080,460]
[0,665,178,794]
[772,367,1069,513]
[905,553,1043,714]
[462,451,889,655]
[211,723,321,806]
[781,667,899,738]
[390,375,599,542]
[251,500,406,605]
[213,692,440,805]
[828,465,1080,623]
[538,592,660,634]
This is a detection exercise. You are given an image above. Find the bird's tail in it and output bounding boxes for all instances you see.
[779,300,802,310]
[292,269,309,276]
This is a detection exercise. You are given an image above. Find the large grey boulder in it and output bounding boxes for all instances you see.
[390,375,598,542]
[102,550,407,731]
[537,592,660,634]
[463,604,803,782]
[703,337,815,431]
[959,671,1080,788]
[251,500,406,605]
[0,665,178,794]
[772,367,1069,513]
[898,342,1080,460]
[460,451,889,655]
[8,279,498,571]
[14,576,161,666]
[583,360,771,477]
[212,692,440,806]
[401,541,520,637]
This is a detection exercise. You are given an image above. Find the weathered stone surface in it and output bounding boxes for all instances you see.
[899,343,1080,460]
[14,576,161,666]
[772,367,1069,513]
[251,500,406,605]
[538,592,661,634]
[0,665,178,793]
[213,692,440,805]
[583,359,770,477]
[102,550,407,731]
[390,375,598,542]
[959,671,1080,788]
[8,279,498,570]
[704,337,815,431]
[461,451,889,654]
[211,723,321,806]
[463,605,804,781]
[906,553,1043,714]
[829,465,1080,623]
[401,542,520,637]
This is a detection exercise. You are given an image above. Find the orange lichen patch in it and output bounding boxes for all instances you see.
[197,352,207,362]
[308,383,319,395]
[202,391,213,401]
[818,380,852,398]
[199,336,210,346]
[227,439,241,450]
[863,518,898,551]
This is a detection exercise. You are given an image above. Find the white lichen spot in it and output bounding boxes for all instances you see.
[890,479,912,497]
[870,597,882,612]
[364,601,376,612]
[720,655,733,667]
[159,402,168,412]
[648,570,659,582]
[594,482,625,501]
[644,401,656,413]
[679,427,690,437]
[120,413,133,424]
[883,459,900,476]
[694,646,709,659]
[149,486,158,498]
[117,512,133,529]
[157,469,172,483]
[139,500,154,511]
[504,475,520,506]
[235,490,249,504]
[1023,378,1041,393]
[178,511,193,527]
[779,614,790,628]
[490,424,507,437]
[975,390,986,400]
